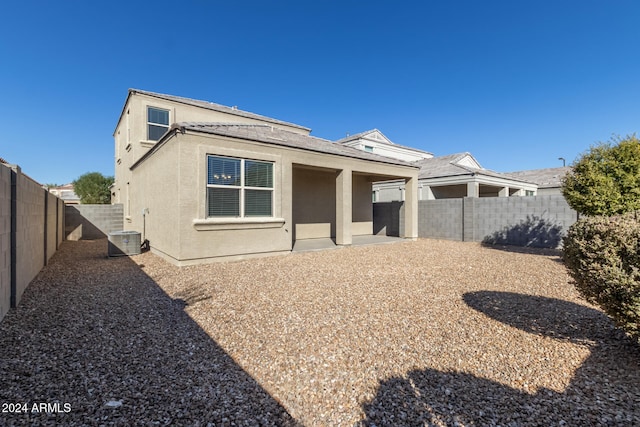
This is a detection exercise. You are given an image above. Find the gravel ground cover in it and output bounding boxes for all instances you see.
[1,238,638,426]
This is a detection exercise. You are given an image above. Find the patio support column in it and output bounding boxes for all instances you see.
[499,186,509,197]
[402,176,418,240]
[467,181,479,197]
[336,168,352,246]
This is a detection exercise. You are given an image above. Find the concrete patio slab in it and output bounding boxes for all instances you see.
[292,235,406,252]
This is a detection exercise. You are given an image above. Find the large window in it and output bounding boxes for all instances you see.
[147,107,169,141]
[207,155,273,218]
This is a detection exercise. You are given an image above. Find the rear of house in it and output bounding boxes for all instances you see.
[114,90,419,265]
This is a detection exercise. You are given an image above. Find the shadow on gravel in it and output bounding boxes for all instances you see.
[0,240,298,426]
[361,291,640,426]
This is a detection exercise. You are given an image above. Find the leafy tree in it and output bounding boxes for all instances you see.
[562,135,640,216]
[73,172,114,204]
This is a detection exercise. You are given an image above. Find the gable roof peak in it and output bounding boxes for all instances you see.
[335,129,395,145]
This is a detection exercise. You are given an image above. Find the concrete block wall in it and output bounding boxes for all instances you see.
[420,199,463,240]
[15,171,46,310]
[0,163,64,323]
[46,192,58,263]
[65,204,123,240]
[374,195,578,248]
[373,201,403,237]
[471,195,578,247]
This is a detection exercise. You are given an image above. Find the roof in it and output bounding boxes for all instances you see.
[335,129,434,156]
[413,152,534,184]
[116,89,311,134]
[335,129,394,145]
[504,167,571,188]
[132,123,419,170]
[0,157,9,164]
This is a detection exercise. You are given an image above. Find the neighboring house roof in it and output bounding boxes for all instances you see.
[132,123,419,170]
[413,152,533,184]
[0,157,9,164]
[48,183,81,203]
[116,89,311,134]
[336,129,434,157]
[504,167,571,189]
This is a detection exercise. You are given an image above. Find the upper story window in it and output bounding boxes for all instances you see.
[206,155,274,218]
[363,145,374,153]
[147,107,170,141]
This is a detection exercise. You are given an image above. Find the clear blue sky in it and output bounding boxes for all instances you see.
[1,0,639,185]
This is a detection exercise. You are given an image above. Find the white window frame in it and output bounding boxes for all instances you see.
[206,155,274,218]
[147,106,170,141]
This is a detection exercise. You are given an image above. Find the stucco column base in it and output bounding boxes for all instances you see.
[336,169,352,246]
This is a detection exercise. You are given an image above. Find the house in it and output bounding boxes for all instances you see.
[504,167,571,196]
[336,131,538,201]
[113,89,419,265]
[48,184,80,204]
[336,129,433,162]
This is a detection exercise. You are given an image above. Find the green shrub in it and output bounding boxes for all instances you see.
[562,135,640,216]
[563,212,640,343]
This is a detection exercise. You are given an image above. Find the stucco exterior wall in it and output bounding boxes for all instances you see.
[431,185,468,199]
[129,139,181,260]
[129,131,418,265]
[352,174,373,235]
[114,91,310,206]
[293,167,336,239]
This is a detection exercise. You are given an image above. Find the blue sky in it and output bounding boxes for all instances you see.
[1,0,639,185]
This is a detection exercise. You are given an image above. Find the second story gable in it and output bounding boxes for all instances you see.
[114,89,311,166]
[335,129,433,163]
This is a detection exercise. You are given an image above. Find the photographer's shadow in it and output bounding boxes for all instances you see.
[361,291,640,426]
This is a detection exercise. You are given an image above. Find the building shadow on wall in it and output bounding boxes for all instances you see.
[360,291,640,426]
[482,215,564,249]
[0,239,299,426]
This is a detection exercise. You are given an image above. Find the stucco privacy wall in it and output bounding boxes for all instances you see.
[0,163,64,322]
[65,204,124,240]
[374,195,577,248]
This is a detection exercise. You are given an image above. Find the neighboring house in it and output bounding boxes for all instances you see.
[504,167,571,196]
[336,129,433,162]
[339,140,539,202]
[114,89,419,265]
[48,184,80,204]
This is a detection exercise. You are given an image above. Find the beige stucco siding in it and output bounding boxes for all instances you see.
[129,136,182,261]
[129,130,418,264]
[352,174,373,235]
[293,167,336,239]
